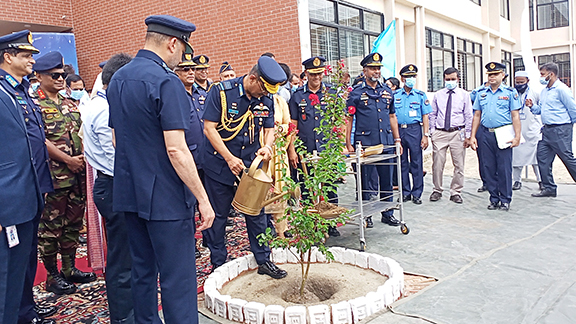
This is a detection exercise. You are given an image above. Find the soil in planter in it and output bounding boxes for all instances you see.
[220,262,388,307]
[314,201,348,219]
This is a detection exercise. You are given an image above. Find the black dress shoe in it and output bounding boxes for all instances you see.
[29,317,56,324]
[531,189,557,197]
[283,231,293,238]
[538,182,544,191]
[257,261,287,279]
[35,305,57,318]
[487,202,500,210]
[366,216,374,228]
[398,195,411,202]
[477,185,488,192]
[381,214,401,226]
[429,191,442,201]
[449,195,463,204]
[328,226,340,237]
[412,197,422,205]
[499,203,510,211]
[512,181,522,190]
[61,267,97,284]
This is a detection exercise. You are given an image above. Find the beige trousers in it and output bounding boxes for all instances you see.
[431,129,466,196]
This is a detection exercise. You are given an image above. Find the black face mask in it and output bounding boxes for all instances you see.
[514,83,528,94]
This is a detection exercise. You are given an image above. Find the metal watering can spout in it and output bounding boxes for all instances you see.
[260,186,301,208]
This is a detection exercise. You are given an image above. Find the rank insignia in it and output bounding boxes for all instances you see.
[480,93,487,97]
[5,74,18,87]
[498,96,509,100]
[360,93,369,101]
[228,108,239,115]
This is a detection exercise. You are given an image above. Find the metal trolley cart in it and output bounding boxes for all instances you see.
[340,142,409,251]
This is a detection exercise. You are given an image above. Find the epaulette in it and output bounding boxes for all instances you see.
[217,80,234,91]
[413,89,425,95]
[504,86,515,92]
[352,81,365,89]
[207,82,217,92]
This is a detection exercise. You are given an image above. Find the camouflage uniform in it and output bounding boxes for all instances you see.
[36,88,86,263]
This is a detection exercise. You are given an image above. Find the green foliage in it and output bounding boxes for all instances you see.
[258,60,353,297]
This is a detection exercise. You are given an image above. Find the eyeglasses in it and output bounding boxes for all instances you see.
[176,67,194,72]
[41,72,68,80]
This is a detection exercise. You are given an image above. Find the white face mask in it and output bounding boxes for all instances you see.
[445,80,458,90]
[405,77,416,88]
[539,76,549,85]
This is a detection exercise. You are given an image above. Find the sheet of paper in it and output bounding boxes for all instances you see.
[494,124,525,149]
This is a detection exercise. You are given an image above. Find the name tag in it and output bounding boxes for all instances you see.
[409,110,418,117]
[6,225,19,248]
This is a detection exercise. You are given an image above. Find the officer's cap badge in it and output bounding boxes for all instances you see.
[408,65,414,71]
[199,55,206,64]
[373,53,380,61]
[490,63,495,69]
[313,57,320,66]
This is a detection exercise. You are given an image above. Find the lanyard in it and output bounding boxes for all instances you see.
[96,90,106,100]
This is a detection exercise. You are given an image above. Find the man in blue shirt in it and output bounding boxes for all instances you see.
[470,82,490,192]
[470,62,522,211]
[394,64,432,205]
[346,53,403,227]
[83,53,135,324]
[525,62,576,197]
[107,15,215,323]
[202,56,288,279]
[0,30,49,324]
[192,54,211,112]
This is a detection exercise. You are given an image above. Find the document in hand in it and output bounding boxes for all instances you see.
[494,124,525,149]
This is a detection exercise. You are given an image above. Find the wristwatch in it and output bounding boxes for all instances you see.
[424,133,430,137]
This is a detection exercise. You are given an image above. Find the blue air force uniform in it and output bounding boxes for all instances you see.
[347,53,398,221]
[471,83,490,190]
[472,62,521,207]
[202,56,286,271]
[289,56,337,203]
[192,54,211,112]
[106,16,200,323]
[395,64,432,200]
[0,30,46,324]
[179,54,205,170]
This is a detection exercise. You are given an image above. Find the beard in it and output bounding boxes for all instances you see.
[370,76,379,82]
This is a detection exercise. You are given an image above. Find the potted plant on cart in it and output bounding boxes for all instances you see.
[258,60,353,299]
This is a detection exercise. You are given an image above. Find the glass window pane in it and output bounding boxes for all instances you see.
[431,31,441,47]
[431,49,444,91]
[475,56,482,88]
[426,49,433,91]
[537,0,552,4]
[309,0,335,22]
[457,53,467,89]
[457,38,465,52]
[310,24,339,64]
[364,34,378,56]
[443,35,453,50]
[538,4,552,28]
[467,54,476,91]
[339,29,364,78]
[364,12,382,33]
[338,5,361,28]
[444,51,453,70]
[553,2,569,27]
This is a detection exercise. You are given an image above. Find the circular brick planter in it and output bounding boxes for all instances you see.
[203,247,404,324]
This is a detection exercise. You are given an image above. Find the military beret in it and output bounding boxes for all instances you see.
[34,51,64,72]
[219,61,233,74]
[26,72,37,81]
[192,55,209,68]
[515,70,529,78]
[0,30,39,54]
[399,64,418,76]
[99,60,107,69]
[145,15,196,54]
[485,62,506,74]
[360,53,383,67]
[257,56,286,94]
[302,56,326,73]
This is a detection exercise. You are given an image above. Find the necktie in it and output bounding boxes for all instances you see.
[444,90,454,130]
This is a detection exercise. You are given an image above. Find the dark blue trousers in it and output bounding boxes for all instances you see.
[476,125,488,187]
[1,220,34,324]
[360,162,394,217]
[93,175,134,324]
[203,175,271,267]
[399,124,424,198]
[125,213,197,324]
[18,212,41,324]
[537,123,576,191]
[480,126,513,204]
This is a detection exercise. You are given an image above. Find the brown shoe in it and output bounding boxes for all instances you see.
[429,191,442,201]
[450,195,463,204]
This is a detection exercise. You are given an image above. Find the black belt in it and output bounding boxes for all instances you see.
[97,170,113,178]
[543,123,571,128]
[439,126,464,132]
[399,123,420,129]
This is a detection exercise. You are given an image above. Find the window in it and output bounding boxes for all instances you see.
[538,53,571,87]
[537,0,569,29]
[456,38,483,91]
[309,0,384,78]
[470,0,480,4]
[500,0,510,19]
[513,57,525,75]
[501,50,512,75]
[425,28,454,92]
[529,0,534,31]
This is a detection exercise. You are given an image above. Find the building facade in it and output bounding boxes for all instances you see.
[0,0,574,94]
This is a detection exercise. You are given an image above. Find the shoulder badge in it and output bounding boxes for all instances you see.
[5,74,18,88]
[514,93,518,99]
[425,99,430,105]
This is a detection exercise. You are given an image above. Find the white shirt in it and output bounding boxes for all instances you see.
[81,91,115,176]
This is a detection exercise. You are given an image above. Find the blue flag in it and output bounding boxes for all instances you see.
[371,20,396,79]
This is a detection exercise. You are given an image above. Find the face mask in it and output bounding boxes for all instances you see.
[291,85,298,92]
[445,80,458,90]
[30,83,40,92]
[514,83,528,93]
[405,77,416,88]
[58,90,68,97]
[539,76,549,85]
[70,89,87,101]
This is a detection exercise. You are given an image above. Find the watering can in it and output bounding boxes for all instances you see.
[232,155,298,216]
